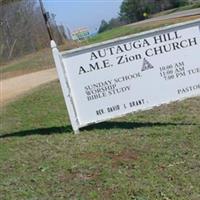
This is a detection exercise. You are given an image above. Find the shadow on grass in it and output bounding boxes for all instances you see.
[0,126,73,139]
[0,121,198,139]
[82,121,198,131]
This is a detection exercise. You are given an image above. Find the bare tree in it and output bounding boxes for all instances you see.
[0,0,67,63]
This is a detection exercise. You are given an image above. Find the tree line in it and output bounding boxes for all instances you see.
[0,0,67,63]
[98,0,196,33]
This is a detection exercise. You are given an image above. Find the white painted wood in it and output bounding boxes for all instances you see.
[51,40,80,134]
[51,19,200,133]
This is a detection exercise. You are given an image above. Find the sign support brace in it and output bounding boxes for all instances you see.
[51,40,80,134]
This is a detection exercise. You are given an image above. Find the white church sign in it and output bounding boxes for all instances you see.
[52,19,200,133]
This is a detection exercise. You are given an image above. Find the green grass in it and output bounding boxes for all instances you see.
[0,48,54,79]
[174,2,200,11]
[151,3,200,18]
[1,81,200,199]
[1,13,200,199]
[0,40,79,80]
[84,15,200,45]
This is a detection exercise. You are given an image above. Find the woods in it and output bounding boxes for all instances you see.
[98,0,197,33]
[120,0,189,23]
[0,0,67,63]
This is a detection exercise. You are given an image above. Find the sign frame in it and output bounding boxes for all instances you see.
[51,19,200,134]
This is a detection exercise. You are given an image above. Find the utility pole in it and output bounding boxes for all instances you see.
[39,0,53,41]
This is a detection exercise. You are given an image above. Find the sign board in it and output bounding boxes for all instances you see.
[52,19,200,133]
[71,27,90,41]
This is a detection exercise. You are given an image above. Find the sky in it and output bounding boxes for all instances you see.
[43,0,123,33]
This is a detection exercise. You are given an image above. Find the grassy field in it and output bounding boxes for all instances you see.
[0,81,200,199]
[0,48,54,79]
[1,11,200,200]
[1,15,199,80]
[84,15,200,44]
[152,3,200,17]
[0,41,79,80]
[175,2,200,11]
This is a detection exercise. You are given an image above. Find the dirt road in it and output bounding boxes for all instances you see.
[1,68,57,106]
